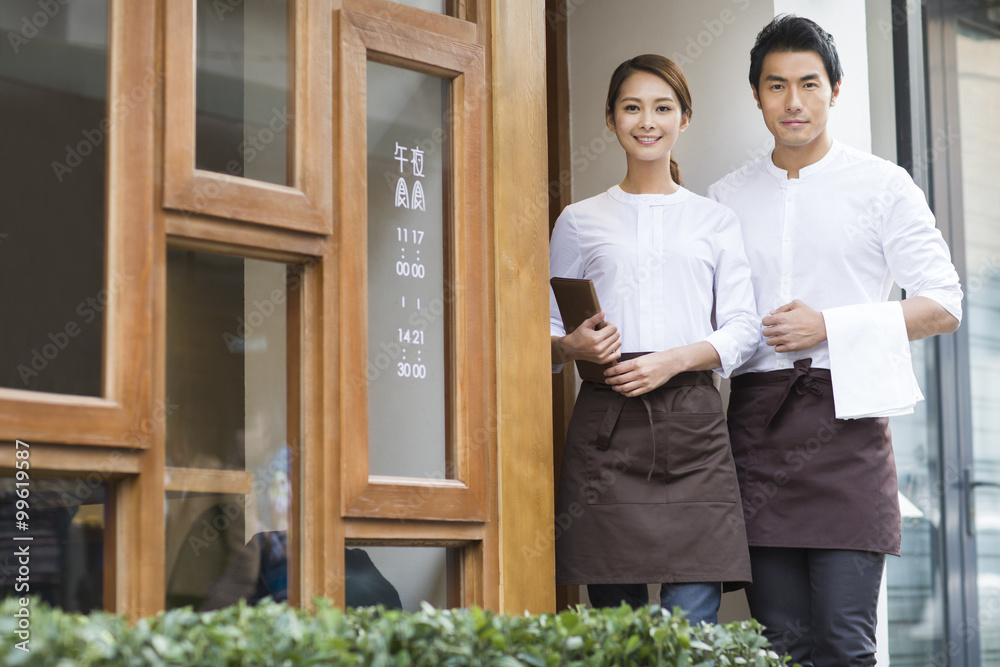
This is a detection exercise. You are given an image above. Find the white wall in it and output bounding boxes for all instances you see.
[568,0,876,199]
[772,0,873,153]
[568,0,774,199]
[866,0,897,162]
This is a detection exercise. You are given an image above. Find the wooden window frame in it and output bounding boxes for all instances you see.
[1,0,554,618]
[163,0,333,234]
[336,6,490,523]
[0,0,156,449]
[160,236,319,610]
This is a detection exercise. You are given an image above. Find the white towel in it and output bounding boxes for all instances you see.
[823,301,923,419]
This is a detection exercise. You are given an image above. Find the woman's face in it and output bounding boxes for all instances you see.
[607,71,688,165]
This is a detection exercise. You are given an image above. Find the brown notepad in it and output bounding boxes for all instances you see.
[550,277,614,383]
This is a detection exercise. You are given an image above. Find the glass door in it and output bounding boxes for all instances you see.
[955,11,1000,667]
[926,1,1000,664]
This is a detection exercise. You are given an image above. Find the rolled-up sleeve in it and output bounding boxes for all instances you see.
[882,167,963,322]
[705,209,760,377]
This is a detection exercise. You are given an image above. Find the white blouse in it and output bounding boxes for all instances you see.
[707,140,963,380]
[549,185,760,378]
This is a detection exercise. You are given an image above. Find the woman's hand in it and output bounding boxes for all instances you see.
[604,350,679,397]
[553,311,621,365]
[604,341,720,397]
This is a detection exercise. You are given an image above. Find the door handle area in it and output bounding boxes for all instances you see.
[964,468,1000,537]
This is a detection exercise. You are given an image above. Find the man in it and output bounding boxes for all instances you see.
[707,15,962,667]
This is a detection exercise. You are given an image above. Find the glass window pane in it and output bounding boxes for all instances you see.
[346,546,455,610]
[391,0,449,14]
[0,474,106,612]
[366,61,452,479]
[887,338,947,665]
[0,0,107,396]
[957,21,1000,667]
[196,0,290,185]
[165,249,293,611]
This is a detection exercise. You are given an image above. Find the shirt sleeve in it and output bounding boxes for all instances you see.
[704,208,761,378]
[881,166,963,322]
[549,207,583,372]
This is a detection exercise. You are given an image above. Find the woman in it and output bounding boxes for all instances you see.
[549,54,758,624]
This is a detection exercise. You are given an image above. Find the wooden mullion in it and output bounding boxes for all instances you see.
[346,10,480,74]
[0,396,132,447]
[286,264,303,607]
[103,482,118,612]
[545,0,579,613]
[337,10,370,522]
[461,541,484,607]
[0,442,143,476]
[492,0,554,614]
[345,0,477,42]
[343,517,484,542]
[165,212,326,261]
[345,481,485,520]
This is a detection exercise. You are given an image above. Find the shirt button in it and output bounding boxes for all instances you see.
[777,361,787,369]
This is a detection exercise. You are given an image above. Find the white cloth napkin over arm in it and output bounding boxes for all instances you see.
[823,301,923,419]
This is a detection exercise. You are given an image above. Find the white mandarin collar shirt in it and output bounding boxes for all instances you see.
[550,185,759,378]
[708,140,963,380]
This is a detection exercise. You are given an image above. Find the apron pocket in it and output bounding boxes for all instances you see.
[662,411,739,504]
[584,412,669,505]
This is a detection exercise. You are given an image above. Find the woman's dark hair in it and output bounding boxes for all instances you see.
[749,15,843,94]
[606,54,692,186]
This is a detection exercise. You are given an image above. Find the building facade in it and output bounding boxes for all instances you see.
[1,0,999,666]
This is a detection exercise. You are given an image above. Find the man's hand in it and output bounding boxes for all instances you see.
[762,300,827,352]
[554,311,621,365]
[604,350,679,397]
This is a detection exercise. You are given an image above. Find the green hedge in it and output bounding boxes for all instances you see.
[0,597,789,666]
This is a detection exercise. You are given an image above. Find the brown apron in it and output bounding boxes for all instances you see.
[555,364,751,589]
[727,358,901,556]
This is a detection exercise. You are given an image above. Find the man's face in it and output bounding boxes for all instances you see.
[752,50,840,151]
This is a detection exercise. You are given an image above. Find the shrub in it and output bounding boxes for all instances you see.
[0,596,789,666]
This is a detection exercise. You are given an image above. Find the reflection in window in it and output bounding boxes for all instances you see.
[0,0,108,395]
[0,476,105,612]
[887,339,946,664]
[165,249,294,610]
[196,0,290,185]
[346,546,456,611]
[366,61,453,479]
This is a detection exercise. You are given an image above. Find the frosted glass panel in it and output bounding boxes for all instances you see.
[366,61,452,479]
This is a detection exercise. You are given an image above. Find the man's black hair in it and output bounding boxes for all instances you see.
[749,15,843,93]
